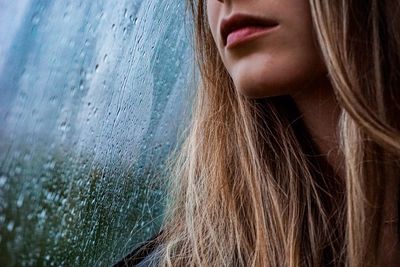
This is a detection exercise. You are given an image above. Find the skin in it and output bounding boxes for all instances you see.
[206,0,341,183]
[206,0,327,98]
[206,0,342,174]
[207,0,399,265]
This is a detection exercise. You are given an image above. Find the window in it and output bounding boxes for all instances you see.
[0,1,193,265]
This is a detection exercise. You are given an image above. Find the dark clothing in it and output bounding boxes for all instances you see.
[113,233,161,267]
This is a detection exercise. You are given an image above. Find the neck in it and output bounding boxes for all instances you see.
[291,79,400,266]
[291,78,343,178]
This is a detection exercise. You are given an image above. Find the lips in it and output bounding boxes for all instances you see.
[220,14,279,47]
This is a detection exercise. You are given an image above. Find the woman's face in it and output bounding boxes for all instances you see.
[206,0,326,98]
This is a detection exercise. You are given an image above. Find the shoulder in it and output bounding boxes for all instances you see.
[113,233,162,267]
[114,250,160,267]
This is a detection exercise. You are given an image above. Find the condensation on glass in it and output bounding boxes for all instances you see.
[0,0,193,266]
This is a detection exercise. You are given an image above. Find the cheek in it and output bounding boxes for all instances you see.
[219,4,326,98]
[206,2,220,43]
[231,49,325,98]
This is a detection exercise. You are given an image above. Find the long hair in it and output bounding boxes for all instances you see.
[154,0,400,266]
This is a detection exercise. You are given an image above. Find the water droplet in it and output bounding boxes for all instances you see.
[17,195,24,207]
[7,221,15,231]
[0,175,7,187]
[32,14,40,25]
[15,167,22,174]
[44,161,55,170]
[38,210,47,220]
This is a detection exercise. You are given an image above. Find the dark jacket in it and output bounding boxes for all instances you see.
[113,233,161,267]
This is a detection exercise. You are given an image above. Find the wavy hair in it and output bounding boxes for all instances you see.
[153,0,400,266]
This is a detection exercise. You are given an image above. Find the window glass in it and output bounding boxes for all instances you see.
[0,1,193,265]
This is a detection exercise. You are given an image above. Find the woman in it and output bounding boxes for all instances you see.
[116,0,400,266]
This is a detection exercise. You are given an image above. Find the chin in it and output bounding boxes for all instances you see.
[229,57,296,99]
[234,78,291,99]
[235,86,271,99]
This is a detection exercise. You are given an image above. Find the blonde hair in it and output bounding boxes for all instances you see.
[153,0,400,266]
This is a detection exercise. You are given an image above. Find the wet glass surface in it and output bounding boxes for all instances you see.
[0,1,193,265]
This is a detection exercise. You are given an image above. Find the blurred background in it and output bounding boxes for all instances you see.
[0,0,194,266]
